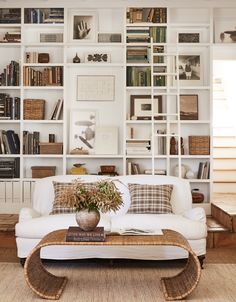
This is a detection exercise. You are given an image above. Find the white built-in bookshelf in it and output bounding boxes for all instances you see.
[0,1,235,213]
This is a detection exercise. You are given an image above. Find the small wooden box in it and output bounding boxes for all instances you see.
[39,143,63,154]
[31,166,56,178]
[189,136,210,155]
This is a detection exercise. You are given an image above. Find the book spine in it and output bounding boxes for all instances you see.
[66,236,105,242]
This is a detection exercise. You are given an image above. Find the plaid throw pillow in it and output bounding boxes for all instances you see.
[127,184,173,214]
[50,181,94,215]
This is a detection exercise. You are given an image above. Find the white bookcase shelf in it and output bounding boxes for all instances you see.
[0,1,219,213]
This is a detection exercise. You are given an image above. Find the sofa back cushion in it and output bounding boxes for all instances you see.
[127,184,173,214]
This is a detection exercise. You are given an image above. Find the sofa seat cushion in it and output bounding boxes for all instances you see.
[15,214,111,239]
[111,214,207,240]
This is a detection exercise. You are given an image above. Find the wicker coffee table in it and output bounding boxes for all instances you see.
[24,229,201,301]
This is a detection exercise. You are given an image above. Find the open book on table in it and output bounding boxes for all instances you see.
[111,228,163,236]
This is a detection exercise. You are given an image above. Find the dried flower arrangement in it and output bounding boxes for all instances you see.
[65,179,123,213]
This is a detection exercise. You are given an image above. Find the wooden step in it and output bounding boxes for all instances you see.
[211,202,236,232]
[213,170,236,182]
[213,148,236,157]
[213,183,236,193]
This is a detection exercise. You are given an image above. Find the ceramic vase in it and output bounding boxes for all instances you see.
[75,208,100,231]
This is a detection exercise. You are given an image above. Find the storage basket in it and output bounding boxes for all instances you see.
[24,99,45,120]
[189,136,210,155]
[39,142,63,154]
[31,166,56,178]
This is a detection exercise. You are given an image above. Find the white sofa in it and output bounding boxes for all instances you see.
[15,175,207,263]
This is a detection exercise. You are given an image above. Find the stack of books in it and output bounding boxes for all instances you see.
[0,61,20,86]
[144,169,166,175]
[43,8,64,24]
[23,131,40,154]
[23,66,63,86]
[66,226,105,242]
[126,27,150,43]
[0,130,20,154]
[127,67,151,86]
[25,52,40,64]
[0,94,20,120]
[153,46,165,63]
[0,8,21,24]
[126,139,151,155]
[127,47,150,63]
[0,158,20,178]
[197,162,210,179]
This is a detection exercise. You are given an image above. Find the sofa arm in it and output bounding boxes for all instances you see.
[18,207,41,223]
[182,207,206,223]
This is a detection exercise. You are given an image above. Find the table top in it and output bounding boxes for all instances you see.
[38,229,191,251]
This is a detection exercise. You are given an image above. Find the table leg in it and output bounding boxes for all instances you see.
[24,247,67,300]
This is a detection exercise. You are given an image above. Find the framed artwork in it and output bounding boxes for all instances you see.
[177,54,203,86]
[68,10,97,43]
[180,94,198,120]
[69,110,96,154]
[130,95,163,120]
[214,19,236,43]
[77,75,115,101]
[95,126,118,155]
[178,33,200,43]
[84,52,111,63]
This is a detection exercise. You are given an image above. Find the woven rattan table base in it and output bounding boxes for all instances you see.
[24,229,201,300]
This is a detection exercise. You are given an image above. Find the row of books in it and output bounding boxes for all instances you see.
[50,99,63,120]
[0,61,20,86]
[0,158,20,178]
[197,162,210,179]
[24,8,64,24]
[150,27,166,43]
[127,7,167,23]
[127,161,141,175]
[2,31,21,43]
[0,8,21,24]
[23,131,40,154]
[0,94,20,120]
[153,46,165,63]
[127,67,151,86]
[144,169,166,175]
[0,130,20,154]
[23,66,63,86]
[126,139,151,155]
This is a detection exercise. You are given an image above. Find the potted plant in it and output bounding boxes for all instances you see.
[66,179,123,231]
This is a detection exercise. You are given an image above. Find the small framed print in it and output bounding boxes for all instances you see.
[84,53,111,63]
[130,95,162,120]
[68,10,98,43]
[177,54,203,86]
[178,33,200,43]
[95,126,118,155]
[77,75,115,101]
[180,94,198,120]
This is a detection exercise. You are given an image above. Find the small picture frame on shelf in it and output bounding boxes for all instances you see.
[77,75,115,101]
[177,54,203,86]
[178,32,200,43]
[69,109,96,154]
[130,95,163,120]
[68,10,98,43]
[180,94,198,120]
[95,126,118,155]
[84,52,111,63]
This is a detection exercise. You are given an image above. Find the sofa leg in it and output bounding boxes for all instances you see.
[19,258,26,267]
[198,255,205,269]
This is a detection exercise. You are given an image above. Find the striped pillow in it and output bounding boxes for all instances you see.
[51,181,94,215]
[127,184,173,214]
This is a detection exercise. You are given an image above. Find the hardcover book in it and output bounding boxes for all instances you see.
[66,226,105,242]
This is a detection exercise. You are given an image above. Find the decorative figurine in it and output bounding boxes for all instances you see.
[73,53,80,63]
[170,136,177,155]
